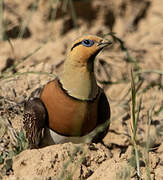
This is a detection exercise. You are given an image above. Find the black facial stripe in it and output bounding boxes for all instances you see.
[71,41,82,51]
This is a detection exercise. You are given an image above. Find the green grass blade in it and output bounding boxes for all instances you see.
[1,40,48,78]
[130,69,141,178]
[0,71,56,81]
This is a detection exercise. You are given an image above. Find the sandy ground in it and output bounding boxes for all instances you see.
[0,0,163,179]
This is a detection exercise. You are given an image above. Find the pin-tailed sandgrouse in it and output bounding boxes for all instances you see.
[23,35,112,148]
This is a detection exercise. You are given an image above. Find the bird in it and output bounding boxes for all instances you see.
[23,35,112,148]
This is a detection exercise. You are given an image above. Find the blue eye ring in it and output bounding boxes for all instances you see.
[81,39,94,47]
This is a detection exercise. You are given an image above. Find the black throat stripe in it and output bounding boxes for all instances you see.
[57,79,99,102]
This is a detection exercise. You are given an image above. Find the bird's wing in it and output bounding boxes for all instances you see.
[92,90,110,142]
[23,85,48,148]
[28,86,44,100]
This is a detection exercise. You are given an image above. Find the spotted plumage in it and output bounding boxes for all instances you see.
[23,98,47,148]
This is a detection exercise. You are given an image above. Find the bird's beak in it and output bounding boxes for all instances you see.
[97,39,112,49]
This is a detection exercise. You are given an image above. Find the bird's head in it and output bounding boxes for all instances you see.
[66,35,112,71]
[60,35,112,100]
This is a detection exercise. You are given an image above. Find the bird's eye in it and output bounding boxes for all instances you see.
[81,39,94,47]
